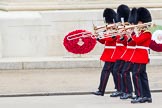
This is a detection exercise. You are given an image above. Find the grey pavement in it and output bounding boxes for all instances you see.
[0,93,162,108]
[0,55,162,70]
[0,62,162,108]
[0,65,162,97]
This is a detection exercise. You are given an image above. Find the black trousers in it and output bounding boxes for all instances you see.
[121,61,133,94]
[113,60,125,92]
[98,62,115,94]
[132,63,151,98]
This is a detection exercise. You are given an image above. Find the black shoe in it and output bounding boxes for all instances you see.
[120,93,132,99]
[131,96,136,99]
[93,91,104,96]
[110,91,122,97]
[131,97,143,103]
[140,97,152,103]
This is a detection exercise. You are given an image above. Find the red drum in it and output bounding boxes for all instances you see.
[63,30,96,54]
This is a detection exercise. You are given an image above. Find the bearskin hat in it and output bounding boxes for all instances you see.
[137,7,152,23]
[103,8,117,24]
[116,4,130,22]
[128,7,138,24]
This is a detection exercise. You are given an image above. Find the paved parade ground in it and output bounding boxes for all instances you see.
[0,50,162,98]
[0,65,162,107]
[0,93,162,108]
[0,65,162,96]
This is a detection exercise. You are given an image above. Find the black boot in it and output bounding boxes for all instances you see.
[140,97,152,103]
[93,91,104,96]
[110,91,123,97]
[120,93,133,99]
[131,97,143,103]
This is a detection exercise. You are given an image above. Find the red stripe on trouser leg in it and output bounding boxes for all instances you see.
[101,64,111,92]
[124,63,131,93]
[135,64,141,96]
[117,62,123,91]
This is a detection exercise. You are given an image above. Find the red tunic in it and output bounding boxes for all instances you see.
[120,35,136,61]
[111,35,127,61]
[98,37,116,62]
[149,40,162,52]
[130,31,151,64]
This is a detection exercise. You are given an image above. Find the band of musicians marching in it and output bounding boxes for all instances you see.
[93,4,153,104]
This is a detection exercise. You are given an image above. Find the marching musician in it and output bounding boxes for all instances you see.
[129,7,152,103]
[110,4,130,97]
[119,7,138,99]
[93,8,117,96]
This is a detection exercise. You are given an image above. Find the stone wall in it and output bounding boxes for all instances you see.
[0,0,162,57]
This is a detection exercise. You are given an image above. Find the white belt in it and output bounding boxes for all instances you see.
[116,43,124,46]
[105,46,116,49]
[127,46,136,49]
[136,46,149,50]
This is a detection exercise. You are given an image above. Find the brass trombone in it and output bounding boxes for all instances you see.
[66,31,95,41]
[124,22,154,30]
[93,22,154,31]
[66,22,155,41]
[92,22,155,39]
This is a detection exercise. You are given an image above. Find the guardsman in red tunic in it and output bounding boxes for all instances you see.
[110,4,130,97]
[93,8,117,96]
[120,7,138,99]
[130,7,152,103]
